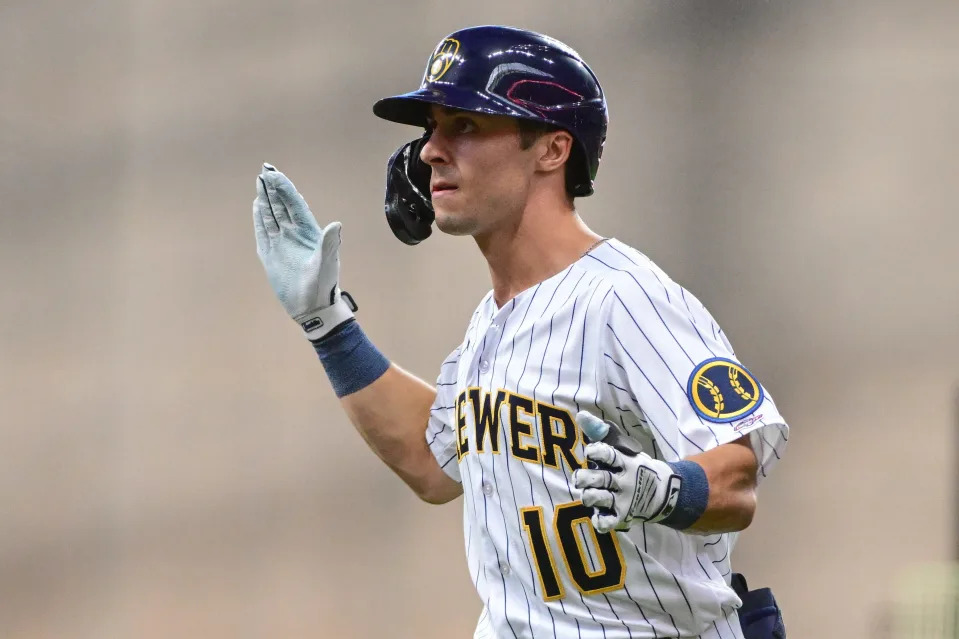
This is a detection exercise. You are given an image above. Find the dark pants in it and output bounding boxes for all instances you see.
[731,573,786,639]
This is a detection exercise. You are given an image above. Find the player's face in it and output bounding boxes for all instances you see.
[420,106,538,237]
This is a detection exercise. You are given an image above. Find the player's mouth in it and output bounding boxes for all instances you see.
[431,180,458,197]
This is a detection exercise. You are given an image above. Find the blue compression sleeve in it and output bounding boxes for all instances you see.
[311,319,390,398]
[661,460,710,530]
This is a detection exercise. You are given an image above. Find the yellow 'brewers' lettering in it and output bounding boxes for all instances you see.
[507,392,541,463]
[537,403,584,472]
[454,390,584,469]
[455,389,469,461]
[469,387,506,454]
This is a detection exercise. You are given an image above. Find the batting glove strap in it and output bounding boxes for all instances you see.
[659,460,709,531]
[296,291,357,341]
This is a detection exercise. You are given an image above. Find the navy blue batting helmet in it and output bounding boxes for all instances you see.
[373,25,608,197]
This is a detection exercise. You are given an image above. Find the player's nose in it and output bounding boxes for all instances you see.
[420,132,450,166]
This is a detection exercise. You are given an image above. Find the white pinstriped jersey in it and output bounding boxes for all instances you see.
[426,239,789,639]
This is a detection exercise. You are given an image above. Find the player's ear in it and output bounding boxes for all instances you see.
[535,130,573,173]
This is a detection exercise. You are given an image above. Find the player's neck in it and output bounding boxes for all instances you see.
[476,196,602,309]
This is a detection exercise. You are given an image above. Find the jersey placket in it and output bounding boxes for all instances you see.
[469,302,539,638]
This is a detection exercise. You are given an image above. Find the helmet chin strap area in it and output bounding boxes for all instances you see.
[384,133,434,245]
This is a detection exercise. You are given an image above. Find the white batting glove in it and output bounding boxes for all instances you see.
[252,163,354,340]
[573,411,683,534]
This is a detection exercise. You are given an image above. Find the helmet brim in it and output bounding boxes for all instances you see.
[373,84,534,127]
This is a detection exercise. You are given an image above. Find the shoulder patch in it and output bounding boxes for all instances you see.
[686,358,764,423]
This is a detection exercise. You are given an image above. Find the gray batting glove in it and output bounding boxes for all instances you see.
[252,163,354,340]
[573,411,683,534]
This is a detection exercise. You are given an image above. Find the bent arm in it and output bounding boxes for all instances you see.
[684,436,758,534]
[340,364,463,505]
[249,167,460,505]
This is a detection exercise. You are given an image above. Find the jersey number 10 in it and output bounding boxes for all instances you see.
[520,501,626,601]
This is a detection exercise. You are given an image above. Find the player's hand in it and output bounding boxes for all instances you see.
[573,411,683,534]
[252,163,354,340]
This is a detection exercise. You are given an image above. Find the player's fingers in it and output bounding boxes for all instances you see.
[255,176,280,234]
[576,410,609,442]
[612,520,632,532]
[600,419,644,457]
[252,196,270,253]
[317,222,342,297]
[584,442,620,469]
[592,512,621,535]
[573,468,615,491]
[270,169,319,232]
[320,221,342,256]
[581,488,614,510]
[260,166,292,225]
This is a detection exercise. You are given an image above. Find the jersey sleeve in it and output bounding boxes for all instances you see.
[598,269,788,482]
[426,346,463,483]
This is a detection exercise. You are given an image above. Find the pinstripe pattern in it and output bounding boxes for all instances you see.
[426,240,788,638]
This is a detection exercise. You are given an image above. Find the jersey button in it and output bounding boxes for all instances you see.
[479,360,490,373]
[482,482,493,496]
[500,561,511,576]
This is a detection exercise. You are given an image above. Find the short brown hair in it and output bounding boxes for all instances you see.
[517,119,562,150]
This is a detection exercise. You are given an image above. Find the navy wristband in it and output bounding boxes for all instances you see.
[661,460,710,530]
[311,319,390,398]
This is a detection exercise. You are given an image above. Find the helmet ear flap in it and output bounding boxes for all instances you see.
[384,134,434,245]
[565,145,591,197]
[406,133,433,195]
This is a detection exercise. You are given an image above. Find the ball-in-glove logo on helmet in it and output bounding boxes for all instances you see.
[426,38,460,82]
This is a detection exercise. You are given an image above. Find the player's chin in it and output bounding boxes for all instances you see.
[434,207,477,236]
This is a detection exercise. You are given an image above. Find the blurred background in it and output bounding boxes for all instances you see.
[2,0,958,637]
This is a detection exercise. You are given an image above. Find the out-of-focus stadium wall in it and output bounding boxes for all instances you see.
[1,1,957,637]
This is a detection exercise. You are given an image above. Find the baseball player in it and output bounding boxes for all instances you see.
[252,25,788,639]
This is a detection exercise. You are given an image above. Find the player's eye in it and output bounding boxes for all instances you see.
[453,117,476,134]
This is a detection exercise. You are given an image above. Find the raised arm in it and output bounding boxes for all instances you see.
[252,164,461,504]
